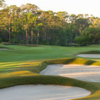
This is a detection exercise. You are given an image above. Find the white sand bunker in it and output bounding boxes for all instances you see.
[40,64,100,82]
[0,48,8,50]
[0,85,90,100]
[77,54,100,58]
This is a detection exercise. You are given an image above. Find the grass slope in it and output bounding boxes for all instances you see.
[0,44,100,100]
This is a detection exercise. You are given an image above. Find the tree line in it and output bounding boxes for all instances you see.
[0,2,100,46]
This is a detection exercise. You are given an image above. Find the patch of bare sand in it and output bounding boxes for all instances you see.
[40,64,100,82]
[77,54,100,58]
[0,85,90,100]
[0,48,8,50]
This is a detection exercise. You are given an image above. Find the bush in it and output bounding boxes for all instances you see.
[0,38,2,43]
[74,36,89,46]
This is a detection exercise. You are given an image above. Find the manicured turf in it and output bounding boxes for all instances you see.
[1,44,100,62]
[0,44,100,100]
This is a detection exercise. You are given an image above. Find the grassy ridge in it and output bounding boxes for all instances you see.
[45,58,100,65]
[0,76,100,100]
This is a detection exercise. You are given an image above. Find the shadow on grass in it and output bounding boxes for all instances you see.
[85,60,95,65]
[79,51,100,54]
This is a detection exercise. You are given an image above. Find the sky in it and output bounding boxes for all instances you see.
[5,0,100,17]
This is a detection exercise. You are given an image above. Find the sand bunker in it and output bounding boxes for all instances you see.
[40,64,100,82]
[0,85,90,100]
[0,48,8,50]
[77,54,100,58]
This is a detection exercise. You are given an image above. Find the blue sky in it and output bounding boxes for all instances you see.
[5,0,100,17]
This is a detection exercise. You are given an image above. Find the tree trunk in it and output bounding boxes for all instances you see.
[26,29,29,44]
[8,27,11,42]
[31,30,33,44]
[8,17,11,43]
[37,31,39,45]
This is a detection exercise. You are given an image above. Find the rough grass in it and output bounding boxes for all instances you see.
[0,71,38,78]
[0,61,46,77]
[0,45,100,100]
[45,58,95,65]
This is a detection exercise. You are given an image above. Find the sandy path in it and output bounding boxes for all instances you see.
[40,64,100,82]
[0,85,90,100]
[77,54,100,58]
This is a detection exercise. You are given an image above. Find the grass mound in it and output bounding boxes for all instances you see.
[45,58,95,65]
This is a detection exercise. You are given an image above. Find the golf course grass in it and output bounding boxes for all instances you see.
[0,44,100,100]
[79,51,100,54]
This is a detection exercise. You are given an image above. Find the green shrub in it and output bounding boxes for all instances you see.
[74,36,89,46]
[0,38,2,43]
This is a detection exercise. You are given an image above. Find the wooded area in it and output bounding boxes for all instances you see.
[0,1,100,46]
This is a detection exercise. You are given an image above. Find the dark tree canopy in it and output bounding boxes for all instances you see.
[0,3,100,46]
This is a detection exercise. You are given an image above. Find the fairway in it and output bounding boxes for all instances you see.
[1,44,100,62]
